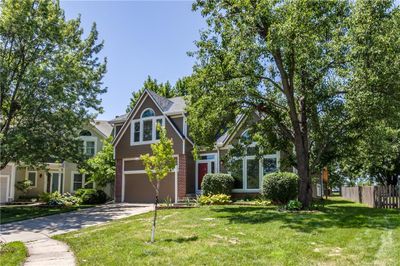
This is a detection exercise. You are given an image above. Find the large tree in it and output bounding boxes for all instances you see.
[187,0,400,208]
[0,0,106,169]
[126,76,189,112]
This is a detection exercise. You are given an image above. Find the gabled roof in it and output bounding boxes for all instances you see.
[111,89,189,147]
[109,93,186,125]
[92,120,113,138]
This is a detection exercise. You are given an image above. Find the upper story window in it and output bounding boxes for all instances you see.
[131,108,164,145]
[79,130,97,157]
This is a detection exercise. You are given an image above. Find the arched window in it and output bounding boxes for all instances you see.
[80,130,92,136]
[141,108,155,118]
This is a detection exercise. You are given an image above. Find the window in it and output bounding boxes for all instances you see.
[156,118,163,139]
[133,122,140,142]
[142,108,155,118]
[80,130,92,136]
[227,148,279,191]
[130,108,165,145]
[143,120,153,141]
[73,173,83,191]
[229,159,243,189]
[27,171,37,187]
[246,158,259,189]
[72,173,93,191]
[263,157,277,175]
[80,131,97,157]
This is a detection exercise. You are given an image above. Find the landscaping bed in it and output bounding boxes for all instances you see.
[0,241,28,266]
[54,198,400,265]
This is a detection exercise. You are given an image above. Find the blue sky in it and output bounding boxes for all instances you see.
[60,0,205,120]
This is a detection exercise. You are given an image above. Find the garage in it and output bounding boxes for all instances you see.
[0,175,10,203]
[124,173,175,203]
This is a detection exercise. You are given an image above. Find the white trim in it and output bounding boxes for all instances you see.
[0,174,10,203]
[10,164,16,201]
[26,171,38,188]
[130,116,165,146]
[113,93,149,146]
[63,166,66,194]
[195,153,217,193]
[122,159,125,202]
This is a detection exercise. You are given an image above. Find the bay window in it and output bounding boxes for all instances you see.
[130,108,165,145]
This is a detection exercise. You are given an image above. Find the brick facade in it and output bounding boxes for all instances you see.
[115,159,123,202]
[178,154,187,199]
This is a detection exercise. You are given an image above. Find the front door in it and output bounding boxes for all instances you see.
[48,172,63,193]
[197,163,208,190]
[196,154,217,192]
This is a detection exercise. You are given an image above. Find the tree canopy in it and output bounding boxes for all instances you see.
[126,76,189,113]
[187,0,400,207]
[0,0,107,169]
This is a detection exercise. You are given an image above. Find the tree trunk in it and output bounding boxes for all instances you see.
[294,136,313,208]
[151,190,159,243]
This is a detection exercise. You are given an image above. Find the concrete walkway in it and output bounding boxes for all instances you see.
[0,203,153,265]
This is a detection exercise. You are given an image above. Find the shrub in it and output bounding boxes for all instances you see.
[201,173,234,196]
[198,194,231,205]
[262,172,299,204]
[75,189,107,204]
[286,200,302,211]
[44,192,81,207]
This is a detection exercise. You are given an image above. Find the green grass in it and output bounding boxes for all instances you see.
[0,242,28,266]
[55,198,400,266]
[0,205,93,224]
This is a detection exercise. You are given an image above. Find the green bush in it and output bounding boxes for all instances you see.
[286,200,302,211]
[75,189,107,204]
[198,194,231,205]
[44,192,82,207]
[201,173,234,196]
[262,172,299,204]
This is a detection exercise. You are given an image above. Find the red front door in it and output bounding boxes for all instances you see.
[197,163,208,190]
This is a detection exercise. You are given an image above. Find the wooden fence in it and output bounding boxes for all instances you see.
[341,185,400,209]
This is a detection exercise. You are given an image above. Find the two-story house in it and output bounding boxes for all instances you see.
[110,89,282,203]
[0,120,112,203]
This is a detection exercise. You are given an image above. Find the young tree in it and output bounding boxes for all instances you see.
[140,125,175,243]
[0,0,106,169]
[187,0,400,208]
[80,137,115,188]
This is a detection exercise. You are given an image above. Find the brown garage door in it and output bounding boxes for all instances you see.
[124,173,175,203]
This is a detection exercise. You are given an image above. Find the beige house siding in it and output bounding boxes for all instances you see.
[12,126,108,200]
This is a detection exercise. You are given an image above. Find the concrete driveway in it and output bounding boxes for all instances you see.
[0,203,153,265]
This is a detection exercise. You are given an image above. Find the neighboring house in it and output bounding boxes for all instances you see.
[0,120,113,203]
[110,89,289,203]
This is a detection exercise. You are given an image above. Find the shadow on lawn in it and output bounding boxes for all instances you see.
[212,199,400,233]
[163,235,199,243]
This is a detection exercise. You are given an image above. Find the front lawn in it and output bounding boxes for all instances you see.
[55,198,400,265]
[0,241,28,266]
[0,205,93,224]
